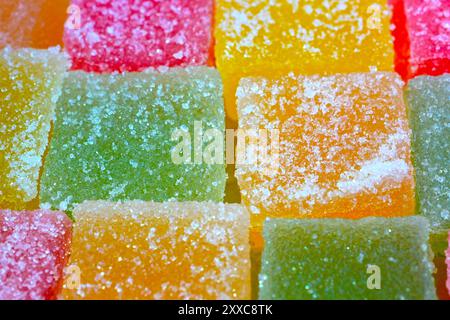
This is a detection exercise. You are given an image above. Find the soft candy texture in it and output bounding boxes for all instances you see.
[64,0,214,72]
[40,67,226,211]
[259,217,436,300]
[402,0,450,78]
[0,0,69,49]
[406,75,449,229]
[0,47,68,210]
[236,72,415,227]
[0,210,72,300]
[215,0,395,121]
[62,201,250,300]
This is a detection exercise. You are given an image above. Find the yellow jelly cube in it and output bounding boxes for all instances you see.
[62,201,251,300]
[0,47,68,209]
[215,0,395,122]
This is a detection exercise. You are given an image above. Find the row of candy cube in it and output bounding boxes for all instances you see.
[1,47,448,230]
[1,0,448,122]
[1,206,449,300]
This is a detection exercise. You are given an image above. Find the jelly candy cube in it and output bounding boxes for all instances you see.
[64,0,214,72]
[0,209,72,300]
[40,67,226,210]
[260,216,436,300]
[236,72,415,228]
[403,0,450,78]
[62,201,250,300]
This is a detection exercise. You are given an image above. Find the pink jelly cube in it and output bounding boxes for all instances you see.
[64,0,214,72]
[0,210,72,300]
[403,0,450,78]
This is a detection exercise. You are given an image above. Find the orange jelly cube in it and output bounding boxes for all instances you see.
[236,72,415,228]
[0,0,69,49]
[62,201,251,300]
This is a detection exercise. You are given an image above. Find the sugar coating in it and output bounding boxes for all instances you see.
[236,72,415,227]
[404,0,450,77]
[260,216,436,300]
[64,0,214,72]
[62,201,250,300]
[0,0,69,49]
[406,75,450,230]
[40,67,226,211]
[215,0,395,121]
[0,209,72,300]
[0,47,68,209]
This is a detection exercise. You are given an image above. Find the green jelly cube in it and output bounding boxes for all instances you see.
[260,217,436,300]
[41,67,226,210]
[406,74,450,229]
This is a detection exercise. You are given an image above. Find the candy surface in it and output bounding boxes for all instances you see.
[406,75,450,229]
[0,0,69,49]
[260,217,436,300]
[0,47,68,210]
[0,209,72,300]
[215,0,395,121]
[62,201,250,300]
[236,72,415,227]
[403,0,450,77]
[64,0,214,72]
[40,67,226,210]
[389,0,410,80]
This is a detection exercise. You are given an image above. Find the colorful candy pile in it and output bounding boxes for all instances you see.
[0,0,448,300]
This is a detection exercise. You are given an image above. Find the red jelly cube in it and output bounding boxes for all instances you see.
[389,0,411,80]
[402,0,450,78]
[0,210,72,300]
[64,0,214,72]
